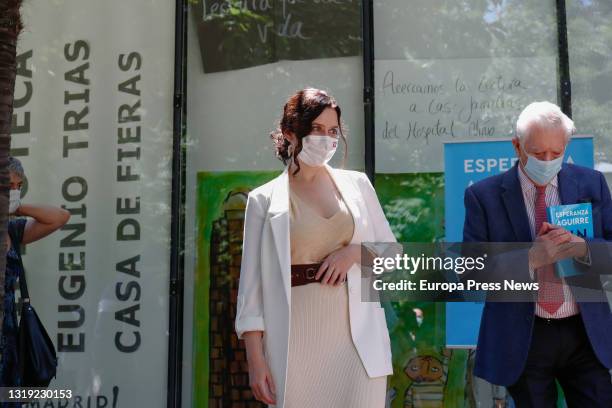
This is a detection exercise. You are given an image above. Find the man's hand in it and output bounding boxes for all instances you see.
[529,222,586,269]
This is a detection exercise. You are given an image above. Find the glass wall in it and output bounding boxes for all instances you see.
[567,0,612,178]
[10,0,175,406]
[374,0,559,173]
[184,1,365,407]
[372,2,559,406]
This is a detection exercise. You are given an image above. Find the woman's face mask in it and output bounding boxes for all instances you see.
[9,189,21,214]
[296,135,338,167]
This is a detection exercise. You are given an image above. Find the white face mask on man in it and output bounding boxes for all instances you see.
[8,189,21,214]
[296,135,338,167]
[522,154,563,185]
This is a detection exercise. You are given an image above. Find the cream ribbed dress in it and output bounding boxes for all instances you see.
[284,188,387,408]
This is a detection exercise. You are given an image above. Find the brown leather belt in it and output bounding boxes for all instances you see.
[291,263,324,287]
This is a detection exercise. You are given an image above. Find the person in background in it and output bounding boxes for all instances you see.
[235,88,396,407]
[1,157,70,395]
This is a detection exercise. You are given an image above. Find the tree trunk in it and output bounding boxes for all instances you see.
[0,0,24,350]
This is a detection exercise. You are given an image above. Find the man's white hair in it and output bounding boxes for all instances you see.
[515,101,576,143]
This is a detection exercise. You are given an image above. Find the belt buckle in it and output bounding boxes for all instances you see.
[305,267,317,280]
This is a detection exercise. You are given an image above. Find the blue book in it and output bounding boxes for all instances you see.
[546,203,593,277]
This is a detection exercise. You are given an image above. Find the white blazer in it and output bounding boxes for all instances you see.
[235,164,396,407]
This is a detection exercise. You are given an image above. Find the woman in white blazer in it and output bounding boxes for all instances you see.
[235,88,396,408]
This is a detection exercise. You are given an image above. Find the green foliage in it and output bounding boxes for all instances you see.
[375,173,445,243]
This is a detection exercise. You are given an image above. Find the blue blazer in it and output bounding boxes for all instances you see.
[463,162,612,386]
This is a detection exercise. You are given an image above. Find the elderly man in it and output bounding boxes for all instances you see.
[463,101,612,406]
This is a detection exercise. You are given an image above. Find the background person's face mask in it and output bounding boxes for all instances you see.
[8,189,21,214]
[297,135,338,167]
[523,153,563,185]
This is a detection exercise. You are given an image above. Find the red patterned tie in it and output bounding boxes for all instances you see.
[534,185,564,314]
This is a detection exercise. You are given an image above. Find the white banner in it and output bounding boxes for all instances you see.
[375,57,557,173]
[10,1,175,406]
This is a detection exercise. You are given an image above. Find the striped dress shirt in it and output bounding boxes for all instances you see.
[517,165,580,318]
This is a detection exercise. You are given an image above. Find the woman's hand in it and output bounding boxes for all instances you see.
[315,244,360,285]
[248,354,276,405]
[243,331,276,405]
